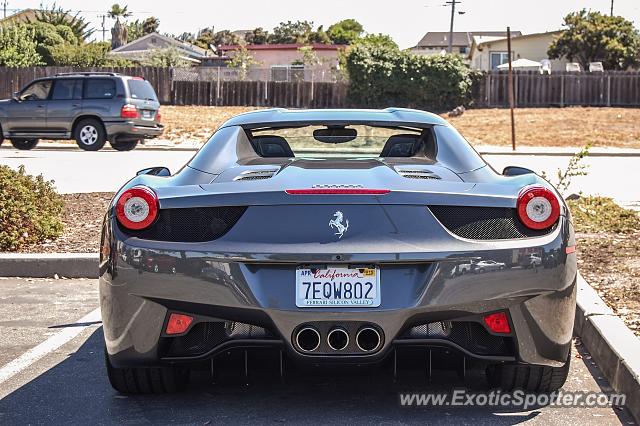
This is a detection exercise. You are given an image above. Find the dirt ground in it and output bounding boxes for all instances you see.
[156,106,640,149]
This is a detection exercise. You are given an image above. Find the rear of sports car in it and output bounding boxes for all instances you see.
[99,108,577,394]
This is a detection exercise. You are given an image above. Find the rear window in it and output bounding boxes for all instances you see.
[127,79,158,101]
[249,125,426,158]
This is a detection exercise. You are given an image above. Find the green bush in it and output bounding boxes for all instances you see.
[345,43,475,111]
[0,165,64,251]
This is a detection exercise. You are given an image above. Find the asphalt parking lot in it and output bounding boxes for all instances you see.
[0,278,634,425]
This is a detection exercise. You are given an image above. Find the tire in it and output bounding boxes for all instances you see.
[153,264,159,273]
[105,350,189,394]
[110,140,139,151]
[74,118,106,151]
[487,355,570,393]
[10,139,39,150]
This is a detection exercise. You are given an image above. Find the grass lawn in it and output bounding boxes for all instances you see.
[159,106,640,149]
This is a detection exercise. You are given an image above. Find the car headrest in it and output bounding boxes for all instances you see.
[380,134,421,157]
[253,135,294,158]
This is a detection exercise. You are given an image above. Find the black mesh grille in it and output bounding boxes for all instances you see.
[401,321,513,356]
[166,321,274,357]
[122,206,247,242]
[429,205,555,240]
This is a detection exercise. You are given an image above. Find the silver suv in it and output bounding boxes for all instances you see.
[0,72,164,151]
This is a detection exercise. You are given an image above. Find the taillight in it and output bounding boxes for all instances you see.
[115,186,158,230]
[483,312,511,334]
[155,108,162,122]
[516,185,560,230]
[120,104,138,119]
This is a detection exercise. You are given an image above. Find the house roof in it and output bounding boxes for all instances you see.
[467,30,563,60]
[111,32,208,58]
[0,8,75,26]
[413,31,522,48]
[219,43,342,52]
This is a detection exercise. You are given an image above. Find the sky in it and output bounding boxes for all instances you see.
[4,0,639,48]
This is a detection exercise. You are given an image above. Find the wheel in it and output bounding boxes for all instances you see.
[110,140,139,151]
[74,118,106,151]
[487,355,570,393]
[153,264,159,273]
[105,350,189,394]
[170,266,176,274]
[10,139,39,150]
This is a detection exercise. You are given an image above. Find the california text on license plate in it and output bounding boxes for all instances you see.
[295,267,381,308]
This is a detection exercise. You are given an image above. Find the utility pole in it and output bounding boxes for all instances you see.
[97,14,108,41]
[610,0,614,16]
[2,1,8,19]
[445,0,460,53]
[507,27,516,151]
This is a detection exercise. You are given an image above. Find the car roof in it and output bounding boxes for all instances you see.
[219,108,449,129]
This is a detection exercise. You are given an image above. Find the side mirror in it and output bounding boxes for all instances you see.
[137,166,170,176]
[503,166,535,176]
[12,91,21,101]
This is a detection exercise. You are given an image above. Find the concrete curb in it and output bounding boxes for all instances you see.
[0,253,98,278]
[574,274,640,423]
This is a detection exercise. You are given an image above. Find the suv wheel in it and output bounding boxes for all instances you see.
[75,119,106,151]
[105,350,189,394]
[10,139,39,150]
[110,140,139,151]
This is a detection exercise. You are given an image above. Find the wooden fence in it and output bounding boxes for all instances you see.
[1,67,640,108]
[474,71,640,107]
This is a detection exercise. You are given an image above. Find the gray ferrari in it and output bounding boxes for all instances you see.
[99,108,577,394]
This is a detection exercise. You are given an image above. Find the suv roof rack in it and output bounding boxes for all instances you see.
[54,72,121,77]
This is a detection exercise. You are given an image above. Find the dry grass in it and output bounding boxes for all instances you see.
[158,106,640,148]
[445,107,640,148]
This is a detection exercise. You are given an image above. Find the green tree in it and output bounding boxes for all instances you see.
[192,28,239,49]
[327,19,364,45]
[139,47,190,67]
[48,41,133,66]
[0,25,42,67]
[345,42,474,111]
[26,21,78,65]
[293,45,321,66]
[548,10,640,70]
[127,16,160,42]
[228,43,261,79]
[308,25,331,44]
[245,27,269,44]
[355,33,398,49]
[30,2,94,42]
[109,3,132,48]
[269,20,314,44]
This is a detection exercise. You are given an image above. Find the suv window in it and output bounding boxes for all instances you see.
[51,79,82,100]
[84,78,116,99]
[127,79,158,101]
[20,80,52,101]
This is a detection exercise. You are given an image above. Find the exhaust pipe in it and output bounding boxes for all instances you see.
[356,327,382,352]
[295,327,321,352]
[327,327,349,351]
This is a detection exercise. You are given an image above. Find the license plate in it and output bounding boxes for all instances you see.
[295,267,381,308]
[142,110,153,119]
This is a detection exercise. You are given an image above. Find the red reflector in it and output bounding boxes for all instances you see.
[285,189,390,195]
[565,245,576,254]
[483,312,511,334]
[165,313,193,335]
[156,108,162,122]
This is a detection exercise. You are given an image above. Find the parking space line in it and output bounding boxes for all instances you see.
[0,308,101,384]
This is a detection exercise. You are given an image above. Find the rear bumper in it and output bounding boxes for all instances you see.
[100,215,577,369]
[104,121,164,140]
